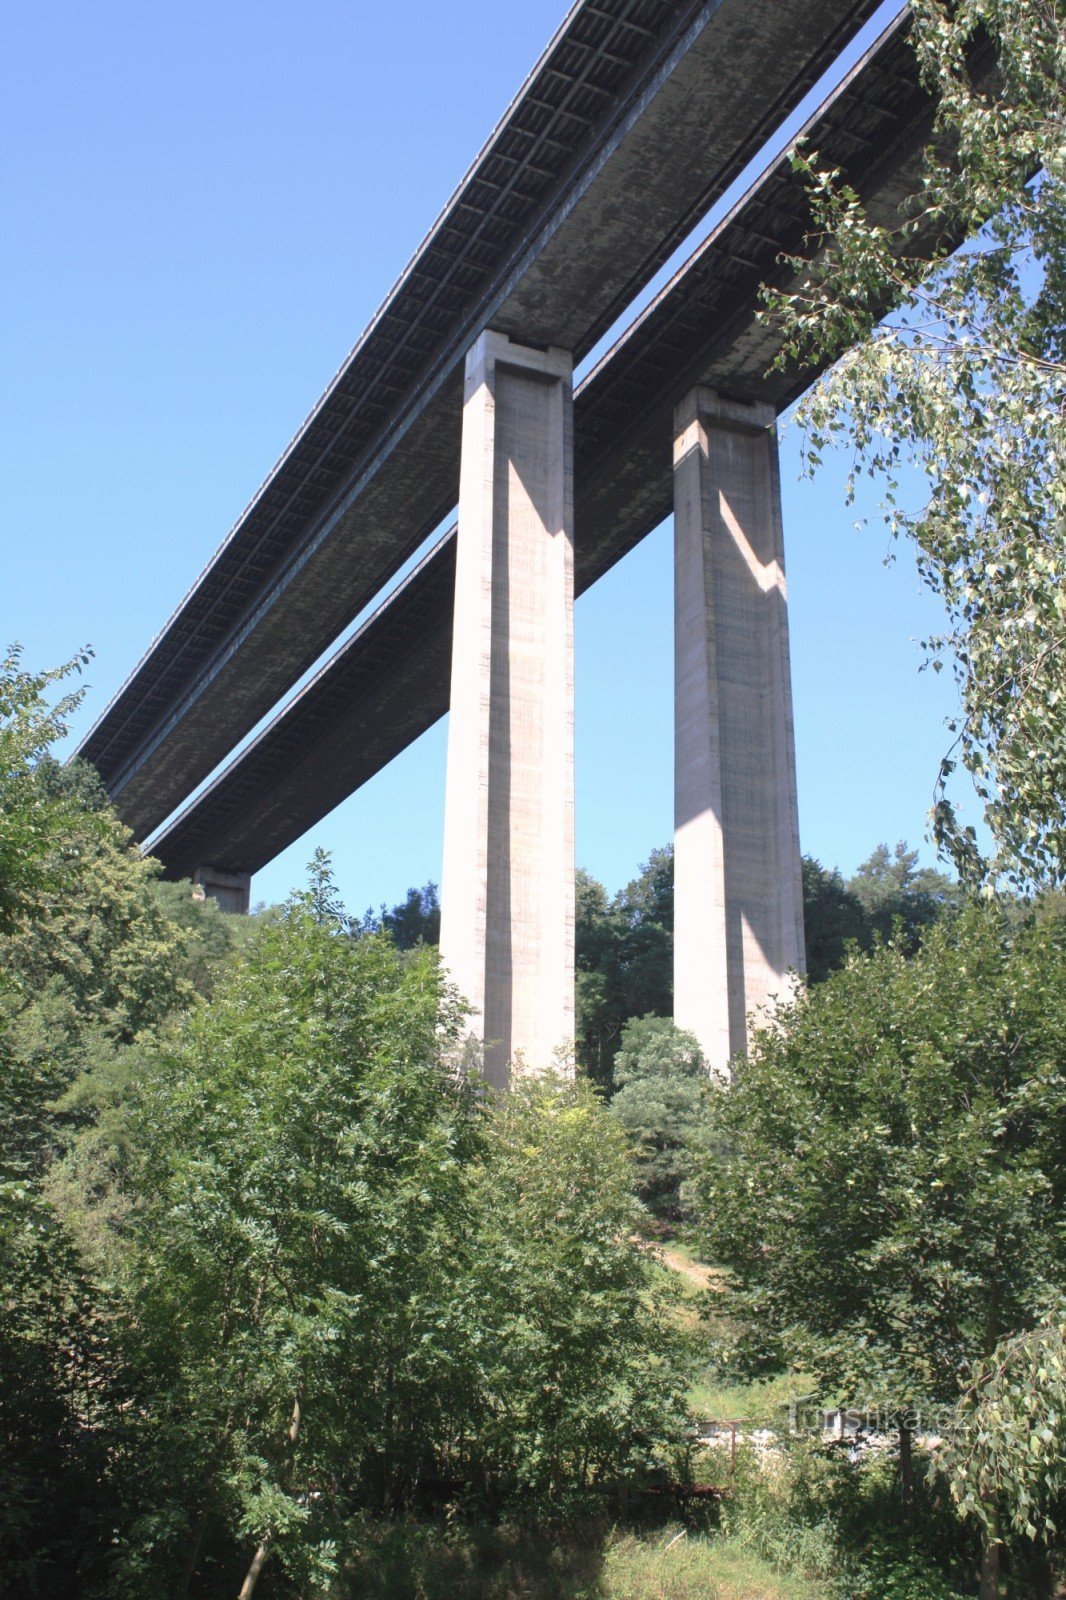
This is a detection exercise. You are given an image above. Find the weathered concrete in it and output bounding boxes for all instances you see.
[672,388,804,1074]
[440,332,575,1089]
[193,866,251,916]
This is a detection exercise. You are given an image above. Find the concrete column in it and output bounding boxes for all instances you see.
[673,387,804,1075]
[440,330,575,1090]
[193,866,251,915]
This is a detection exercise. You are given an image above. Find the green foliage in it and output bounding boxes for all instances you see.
[609,1016,708,1220]
[575,857,674,1088]
[338,1518,606,1600]
[840,1537,973,1600]
[459,1073,689,1505]
[51,862,689,1593]
[801,857,870,985]
[0,790,196,1197]
[0,643,94,933]
[3,802,190,1048]
[359,880,441,949]
[0,1187,129,1598]
[802,842,957,986]
[941,1309,1066,1548]
[340,1518,835,1600]
[696,906,1066,1409]
[577,845,958,1080]
[622,846,675,933]
[0,650,209,1598]
[94,875,479,1593]
[763,0,1066,888]
[714,1442,977,1600]
[848,842,959,951]
[715,1441,843,1580]
[0,692,691,1598]
[361,842,959,1101]
[148,876,252,996]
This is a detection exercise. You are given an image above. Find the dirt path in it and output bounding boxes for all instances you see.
[659,1247,720,1291]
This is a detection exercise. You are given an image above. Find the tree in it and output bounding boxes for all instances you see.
[58,857,690,1595]
[609,1016,708,1221]
[0,1167,124,1598]
[574,857,673,1089]
[359,881,440,949]
[801,856,870,983]
[0,650,693,1595]
[149,876,253,997]
[1,770,207,1192]
[620,846,674,933]
[765,0,1066,887]
[458,1072,688,1503]
[0,652,210,1598]
[941,1310,1066,1598]
[695,905,1066,1555]
[342,841,960,1101]
[351,854,678,1089]
[574,867,625,1086]
[576,844,958,1078]
[847,840,959,952]
[87,861,480,1597]
[0,644,94,933]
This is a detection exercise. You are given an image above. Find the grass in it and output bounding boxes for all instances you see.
[340,1519,602,1598]
[338,1244,833,1598]
[650,1236,811,1426]
[687,1370,813,1426]
[340,1522,832,1600]
[601,1529,832,1599]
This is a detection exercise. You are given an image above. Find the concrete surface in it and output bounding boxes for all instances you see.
[673,388,804,1074]
[439,332,575,1087]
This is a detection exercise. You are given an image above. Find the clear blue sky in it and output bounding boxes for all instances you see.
[2,0,971,914]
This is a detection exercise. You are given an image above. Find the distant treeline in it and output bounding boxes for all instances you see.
[358,841,960,1088]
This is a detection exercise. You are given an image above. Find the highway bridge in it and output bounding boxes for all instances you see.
[78,0,971,1081]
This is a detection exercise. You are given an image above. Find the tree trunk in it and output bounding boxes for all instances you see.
[978,1532,1001,1600]
[978,1506,1002,1600]
[898,1417,914,1520]
[177,1512,209,1600]
[238,1534,271,1600]
[235,1390,303,1600]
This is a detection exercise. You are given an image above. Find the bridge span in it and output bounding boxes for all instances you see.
[78,0,883,835]
[149,14,941,891]
[78,0,972,1080]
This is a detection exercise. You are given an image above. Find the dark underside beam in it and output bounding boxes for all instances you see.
[152,14,969,882]
[77,0,884,838]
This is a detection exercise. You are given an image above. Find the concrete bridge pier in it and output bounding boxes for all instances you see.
[672,388,805,1076]
[193,866,251,915]
[439,331,575,1089]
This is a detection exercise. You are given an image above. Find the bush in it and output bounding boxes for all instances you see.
[705,1440,980,1600]
[53,864,690,1593]
[609,1017,707,1221]
[712,1441,845,1579]
[458,1072,691,1507]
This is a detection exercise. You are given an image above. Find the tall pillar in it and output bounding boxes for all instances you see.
[439,331,575,1089]
[193,866,251,915]
[673,387,804,1076]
